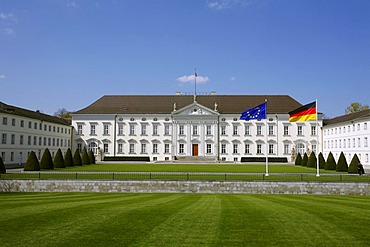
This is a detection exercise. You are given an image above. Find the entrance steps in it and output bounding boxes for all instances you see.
[175,156,218,163]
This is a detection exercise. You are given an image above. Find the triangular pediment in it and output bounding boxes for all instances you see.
[172,102,220,116]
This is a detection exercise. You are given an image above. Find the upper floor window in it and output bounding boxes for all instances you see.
[12,118,15,126]
[257,125,262,136]
[192,125,198,135]
[245,125,250,135]
[221,125,226,135]
[311,126,316,136]
[90,124,96,135]
[77,124,83,135]
[268,125,274,136]
[2,117,7,125]
[103,124,109,135]
[129,124,135,135]
[297,125,303,136]
[2,133,7,144]
[153,124,159,135]
[20,120,24,127]
[164,124,170,135]
[179,125,184,135]
[284,125,289,136]
[141,124,147,135]
[118,124,124,135]
[206,125,212,135]
[233,125,238,135]
[365,123,368,130]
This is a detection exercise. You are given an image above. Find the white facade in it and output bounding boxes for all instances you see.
[323,114,370,168]
[0,110,72,167]
[72,101,323,162]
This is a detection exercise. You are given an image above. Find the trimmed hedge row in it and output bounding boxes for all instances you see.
[240,157,288,163]
[103,156,151,162]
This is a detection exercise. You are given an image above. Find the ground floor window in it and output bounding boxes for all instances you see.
[296,143,305,155]
[118,143,123,153]
[130,143,135,154]
[88,142,97,154]
[245,144,250,154]
[257,144,262,154]
[206,144,212,154]
[269,144,274,154]
[179,143,184,154]
[103,143,109,153]
[221,144,226,154]
[233,144,238,154]
[164,144,170,154]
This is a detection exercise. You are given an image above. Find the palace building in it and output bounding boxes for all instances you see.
[71,93,323,162]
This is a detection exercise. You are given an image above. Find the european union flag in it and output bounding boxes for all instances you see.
[240,102,267,121]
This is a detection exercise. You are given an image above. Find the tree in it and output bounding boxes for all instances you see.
[73,149,82,166]
[307,151,317,168]
[40,148,54,170]
[318,152,326,169]
[24,151,40,171]
[0,156,6,174]
[65,148,74,167]
[301,153,308,167]
[295,153,302,166]
[345,102,369,114]
[336,152,348,172]
[54,108,72,119]
[81,147,90,165]
[54,149,65,168]
[88,150,96,165]
[348,154,361,174]
[325,152,336,170]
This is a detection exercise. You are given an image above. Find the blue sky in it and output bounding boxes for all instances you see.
[1,0,369,118]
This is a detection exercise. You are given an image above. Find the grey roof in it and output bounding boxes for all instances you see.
[74,95,303,115]
[0,101,71,126]
[324,109,370,126]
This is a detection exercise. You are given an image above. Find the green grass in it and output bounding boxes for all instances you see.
[0,193,369,246]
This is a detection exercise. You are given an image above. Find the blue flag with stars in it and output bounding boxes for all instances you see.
[240,102,267,121]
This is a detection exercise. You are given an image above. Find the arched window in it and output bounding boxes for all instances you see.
[88,142,98,154]
[296,143,305,155]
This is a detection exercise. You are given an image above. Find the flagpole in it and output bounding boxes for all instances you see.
[265,99,269,176]
[316,99,320,177]
[194,68,197,97]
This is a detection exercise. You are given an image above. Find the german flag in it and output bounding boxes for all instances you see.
[289,101,316,122]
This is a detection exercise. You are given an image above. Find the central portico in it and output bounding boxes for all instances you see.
[172,100,220,160]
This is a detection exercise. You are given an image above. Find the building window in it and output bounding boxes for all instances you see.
[118,143,123,153]
[103,124,109,135]
[141,124,147,135]
[118,124,124,135]
[164,144,170,154]
[34,136,37,146]
[153,124,158,135]
[2,117,7,125]
[268,125,274,136]
[233,125,238,135]
[77,124,83,135]
[353,138,356,148]
[257,125,262,136]
[11,134,15,145]
[192,125,198,135]
[311,126,316,136]
[179,143,184,154]
[245,144,250,154]
[206,144,212,154]
[269,144,274,154]
[90,124,96,135]
[233,144,238,154]
[20,120,24,127]
[28,121,32,128]
[312,144,317,153]
[153,143,158,153]
[129,143,135,154]
[103,143,109,153]
[284,144,289,154]
[358,124,361,131]
[141,143,147,154]
[297,125,303,136]
[284,125,289,136]
[206,125,212,135]
[2,133,7,144]
[77,143,82,153]
[221,144,226,154]
[358,138,361,147]
[221,125,226,135]
[164,124,170,135]
[245,125,250,135]
[179,125,184,135]
[129,124,135,135]
[257,144,262,154]
[34,123,37,129]
[20,135,24,145]
[365,137,368,147]
[343,139,346,148]
[12,118,15,126]
[10,152,14,162]
[39,137,42,146]
[364,123,368,130]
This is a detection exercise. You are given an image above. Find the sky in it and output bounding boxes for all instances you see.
[1,0,370,118]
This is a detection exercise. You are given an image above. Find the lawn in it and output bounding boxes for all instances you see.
[0,193,369,246]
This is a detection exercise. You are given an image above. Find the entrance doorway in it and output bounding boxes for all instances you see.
[192,144,198,156]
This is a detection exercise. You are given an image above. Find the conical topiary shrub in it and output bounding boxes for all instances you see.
[40,148,54,170]
[81,147,90,165]
[24,151,40,171]
[302,153,308,167]
[54,148,65,168]
[318,152,326,169]
[0,155,6,174]
[336,152,348,172]
[325,152,336,170]
[65,148,74,167]
[348,154,361,174]
[307,151,317,168]
[295,153,302,166]
[73,149,82,166]
[88,150,96,165]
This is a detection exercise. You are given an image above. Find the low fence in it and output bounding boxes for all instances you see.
[1,171,369,183]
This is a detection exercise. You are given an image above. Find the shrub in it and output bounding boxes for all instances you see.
[24,151,40,171]
[40,148,54,170]
[240,157,288,163]
[295,153,302,166]
[65,148,74,167]
[73,149,82,166]
[88,150,96,164]
[301,153,308,166]
[325,152,336,170]
[0,155,6,174]
[103,156,151,162]
[318,152,326,169]
[336,152,348,172]
[348,154,361,174]
[307,151,317,168]
[54,149,65,168]
[81,147,90,165]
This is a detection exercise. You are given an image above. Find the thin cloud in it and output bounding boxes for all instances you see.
[0,12,15,21]
[67,1,78,8]
[229,76,236,81]
[176,74,209,84]
[207,0,251,10]
[0,75,5,79]
[3,28,14,35]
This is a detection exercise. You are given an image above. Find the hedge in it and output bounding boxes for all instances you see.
[307,151,317,168]
[336,152,348,172]
[240,157,288,163]
[103,156,150,162]
[40,148,54,170]
[318,152,326,169]
[0,156,6,174]
[348,154,361,174]
[81,147,90,165]
[73,149,82,166]
[24,151,40,171]
[301,153,308,167]
[325,152,336,170]
[54,148,65,168]
[88,150,96,164]
[65,148,74,167]
[295,153,302,166]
